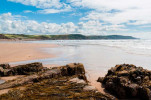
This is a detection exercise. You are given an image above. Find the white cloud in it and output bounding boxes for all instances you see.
[8,0,151,25]
[68,0,151,25]
[38,5,72,14]
[68,0,151,11]
[7,0,151,25]
[81,9,151,25]
[8,0,72,14]
[8,0,62,9]
[140,25,151,28]
[23,10,33,13]
[0,13,126,35]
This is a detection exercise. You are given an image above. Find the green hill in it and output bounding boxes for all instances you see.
[0,34,137,40]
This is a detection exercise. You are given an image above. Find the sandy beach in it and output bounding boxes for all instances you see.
[0,42,57,64]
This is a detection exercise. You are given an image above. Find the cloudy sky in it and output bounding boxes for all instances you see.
[1,0,151,38]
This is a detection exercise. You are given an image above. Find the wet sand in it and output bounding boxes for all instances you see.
[0,42,57,64]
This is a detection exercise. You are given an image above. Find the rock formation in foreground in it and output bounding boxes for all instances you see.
[0,62,114,100]
[0,62,44,76]
[98,64,151,100]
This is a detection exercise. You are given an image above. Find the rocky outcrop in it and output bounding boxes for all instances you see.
[60,63,85,76]
[0,62,44,76]
[0,62,114,100]
[0,63,87,90]
[10,62,44,75]
[98,64,151,100]
[59,63,87,81]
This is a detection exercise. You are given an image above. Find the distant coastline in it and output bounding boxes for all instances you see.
[0,34,137,40]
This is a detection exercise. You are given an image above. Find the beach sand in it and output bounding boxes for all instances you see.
[0,42,57,64]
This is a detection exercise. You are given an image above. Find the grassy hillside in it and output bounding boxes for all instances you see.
[0,34,137,40]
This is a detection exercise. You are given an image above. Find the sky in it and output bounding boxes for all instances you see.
[1,0,151,38]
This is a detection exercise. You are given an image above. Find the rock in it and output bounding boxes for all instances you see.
[138,87,151,100]
[0,75,113,100]
[0,62,44,76]
[10,62,43,75]
[0,63,87,90]
[0,63,115,100]
[98,64,151,100]
[0,67,4,72]
[60,63,85,76]
[97,77,104,83]
[0,67,4,76]
[78,74,87,81]
[0,64,10,69]
[0,64,11,76]
[58,63,87,81]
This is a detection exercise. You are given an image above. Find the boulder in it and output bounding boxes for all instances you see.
[10,62,43,75]
[0,64,10,69]
[0,62,44,76]
[0,64,11,76]
[60,63,85,76]
[98,64,151,100]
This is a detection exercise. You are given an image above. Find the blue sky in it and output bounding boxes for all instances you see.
[1,0,151,38]
[0,0,84,23]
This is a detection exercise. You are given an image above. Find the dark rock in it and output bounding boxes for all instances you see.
[0,63,87,90]
[0,62,115,100]
[0,64,11,76]
[0,62,44,76]
[98,64,151,100]
[0,64,11,69]
[10,62,43,75]
[78,74,87,81]
[97,77,104,83]
[60,63,85,76]
[138,87,151,100]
